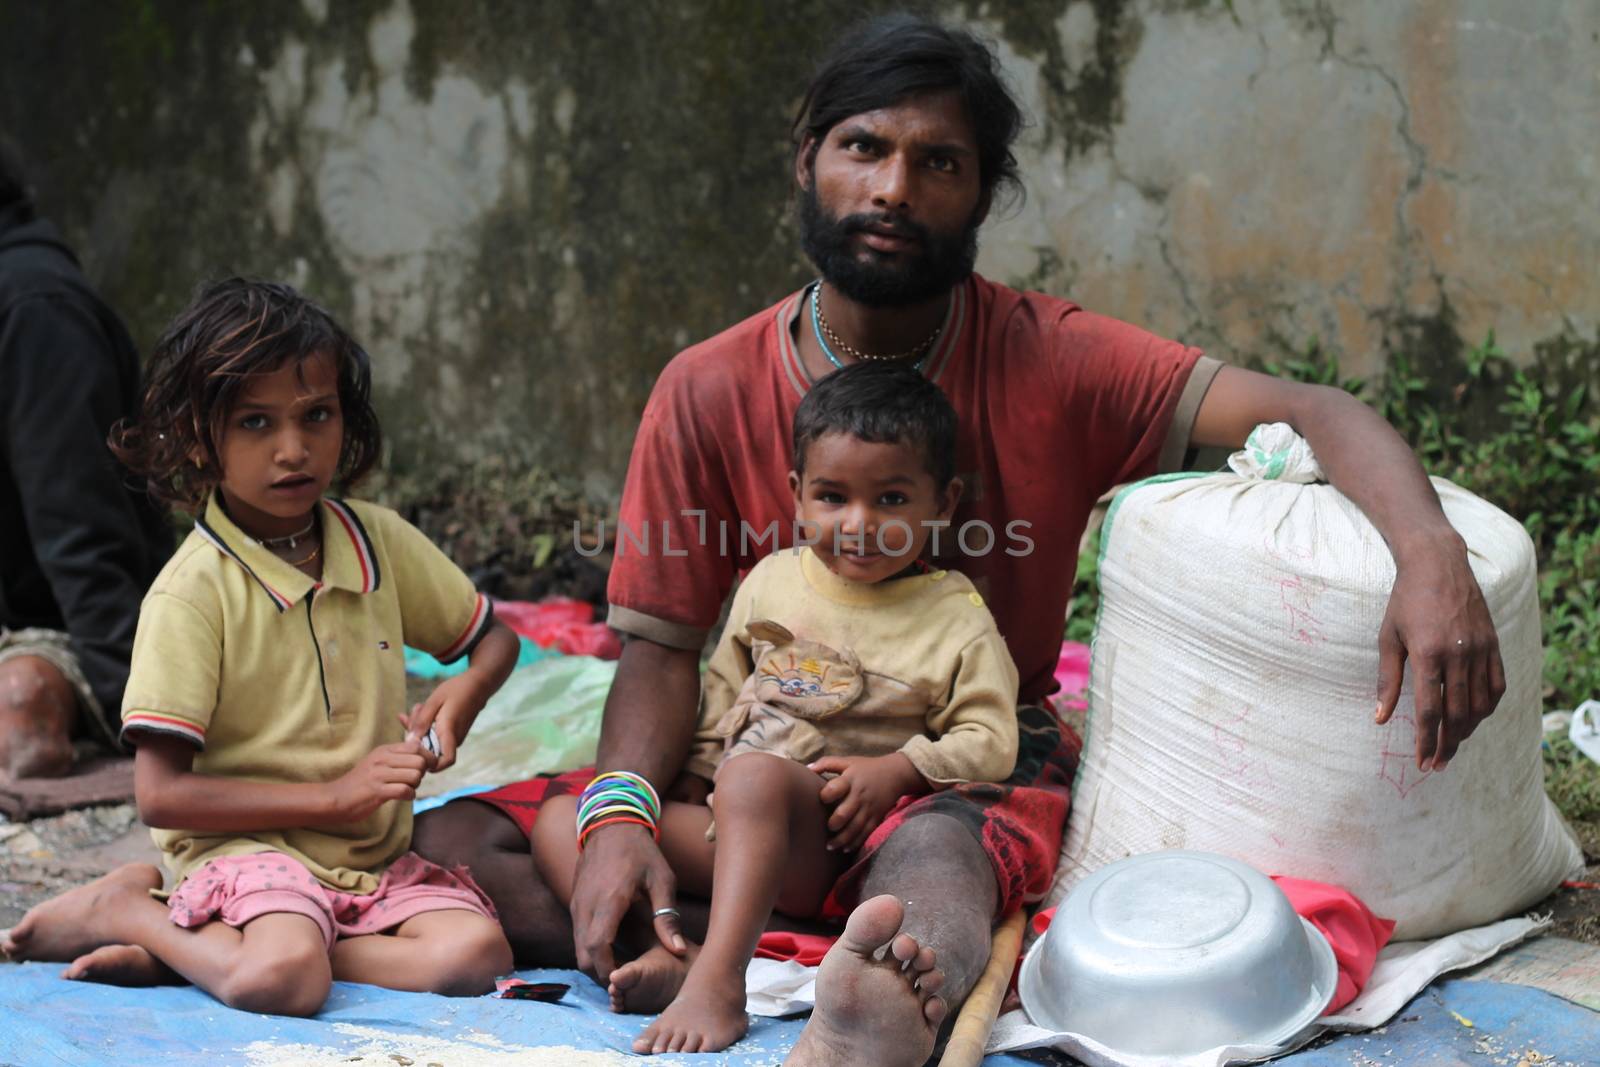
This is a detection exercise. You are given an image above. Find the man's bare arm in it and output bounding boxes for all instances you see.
[1190,365,1505,771]
[569,635,702,980]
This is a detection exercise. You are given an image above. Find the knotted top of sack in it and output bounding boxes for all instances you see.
[1227,422,1325,483]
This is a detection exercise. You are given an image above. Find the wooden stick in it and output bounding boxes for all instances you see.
[937,907,1028,1067]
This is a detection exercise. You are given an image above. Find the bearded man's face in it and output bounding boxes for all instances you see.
[797,91,987,307]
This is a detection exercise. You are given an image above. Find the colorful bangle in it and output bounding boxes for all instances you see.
[577,814,659,851]
[579,801,655,826]
[582,771,661,818]
[575,771,663,850]
[576,788,658,822]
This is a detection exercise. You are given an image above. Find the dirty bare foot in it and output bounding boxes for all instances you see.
[632,960,749,1054]
[783,894,946,1067]
[0,863,162,962]
[608,940,700,1014]
[63,944,179,986]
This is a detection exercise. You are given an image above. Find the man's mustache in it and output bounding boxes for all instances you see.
[840,213,929,244]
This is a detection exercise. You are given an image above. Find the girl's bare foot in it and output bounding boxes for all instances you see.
[782,894,947,1067]
[608,940,700,1014]
[0,864,163,962]
[632,963,749,1054]
[63,944,180,986]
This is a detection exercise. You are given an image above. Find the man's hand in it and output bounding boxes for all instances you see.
[329,741,427,821]
[570,822,686,982]
[810,752,929,852]
[1375,543,1506,771]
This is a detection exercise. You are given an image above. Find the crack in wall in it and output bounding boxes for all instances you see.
[1300,0,1442,326]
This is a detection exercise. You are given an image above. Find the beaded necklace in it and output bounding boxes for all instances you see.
[808,281,943,372]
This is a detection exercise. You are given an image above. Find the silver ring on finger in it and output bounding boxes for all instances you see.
[652,907,681,919]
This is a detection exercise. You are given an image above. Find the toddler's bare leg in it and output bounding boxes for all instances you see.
[636,753,841,1055]
[602,800,718,1013]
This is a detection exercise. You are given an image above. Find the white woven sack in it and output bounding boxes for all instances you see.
[1054,424,1582,940]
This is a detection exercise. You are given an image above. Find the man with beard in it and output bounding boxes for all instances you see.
[414,15,1505,1064]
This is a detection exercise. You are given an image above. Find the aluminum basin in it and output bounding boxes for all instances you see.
[1019,850,1337,1057]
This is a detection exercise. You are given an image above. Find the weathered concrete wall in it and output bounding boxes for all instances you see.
[3,0,1596,500]
[981,0,1600,383]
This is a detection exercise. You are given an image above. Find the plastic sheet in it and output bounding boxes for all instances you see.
[416,655,615,798]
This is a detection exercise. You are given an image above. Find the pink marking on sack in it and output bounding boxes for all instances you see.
[1377,713,1435,798]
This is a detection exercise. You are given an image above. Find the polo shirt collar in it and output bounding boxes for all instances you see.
[195,495,381,612]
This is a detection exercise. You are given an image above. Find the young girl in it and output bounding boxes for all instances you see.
[531,360,1020,1053]
[0,278,519,1015]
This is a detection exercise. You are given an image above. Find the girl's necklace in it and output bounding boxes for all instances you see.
[255,518,317,550]
[283,544,321,568]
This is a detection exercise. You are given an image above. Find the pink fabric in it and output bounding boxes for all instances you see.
[1024,875,1395,1015]
[1048,641,1091,716]
[167,851,498,952]
[493,597,622,659]
[1272,875,1396,1013]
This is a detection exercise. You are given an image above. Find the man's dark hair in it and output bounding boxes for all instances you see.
[792,12,1024,205]
[793,361,958,488]
[111,277,382,512]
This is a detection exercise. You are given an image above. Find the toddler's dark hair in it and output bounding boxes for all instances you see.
[111,278,381,512]
[793,361,957,487]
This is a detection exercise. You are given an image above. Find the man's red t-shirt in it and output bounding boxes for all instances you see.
[605,274,1219,705]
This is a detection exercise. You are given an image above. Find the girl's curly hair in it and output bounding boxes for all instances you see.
[111,278,382,512]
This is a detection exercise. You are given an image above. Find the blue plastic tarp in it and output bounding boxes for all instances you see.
[3,960,1598,1067]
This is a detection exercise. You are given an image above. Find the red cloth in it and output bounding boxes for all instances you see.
[753,931,835,967]
[1023,875,1395,1015]
[1272,875,1396,1013]
[606,274,1205,705]
[492,597,622,660]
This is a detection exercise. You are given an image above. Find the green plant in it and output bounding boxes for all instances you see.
[1065,524,1100,645]
[1544,733,1600,825]
[1259,337,1368,397]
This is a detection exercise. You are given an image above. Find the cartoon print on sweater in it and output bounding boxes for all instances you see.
[720,620,865,765]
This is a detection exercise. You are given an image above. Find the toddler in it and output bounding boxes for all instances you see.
[532,360,1019,1053]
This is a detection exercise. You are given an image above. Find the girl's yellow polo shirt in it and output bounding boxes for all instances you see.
[120,495,492,894]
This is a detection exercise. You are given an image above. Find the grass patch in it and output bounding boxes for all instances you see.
[1545,735,1600,826]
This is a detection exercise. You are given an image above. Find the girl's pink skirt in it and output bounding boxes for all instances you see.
[166,850,497,951]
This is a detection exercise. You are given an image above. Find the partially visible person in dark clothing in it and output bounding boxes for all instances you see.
[0,140,170,778]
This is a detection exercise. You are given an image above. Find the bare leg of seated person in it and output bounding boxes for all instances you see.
[410,797,579,967]
[416,794,714,975]
[1,863,332,1017]
[530,792,716,1015]
[785,812,996,1067]
[0,655,77,779]
[331,909,512,995]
